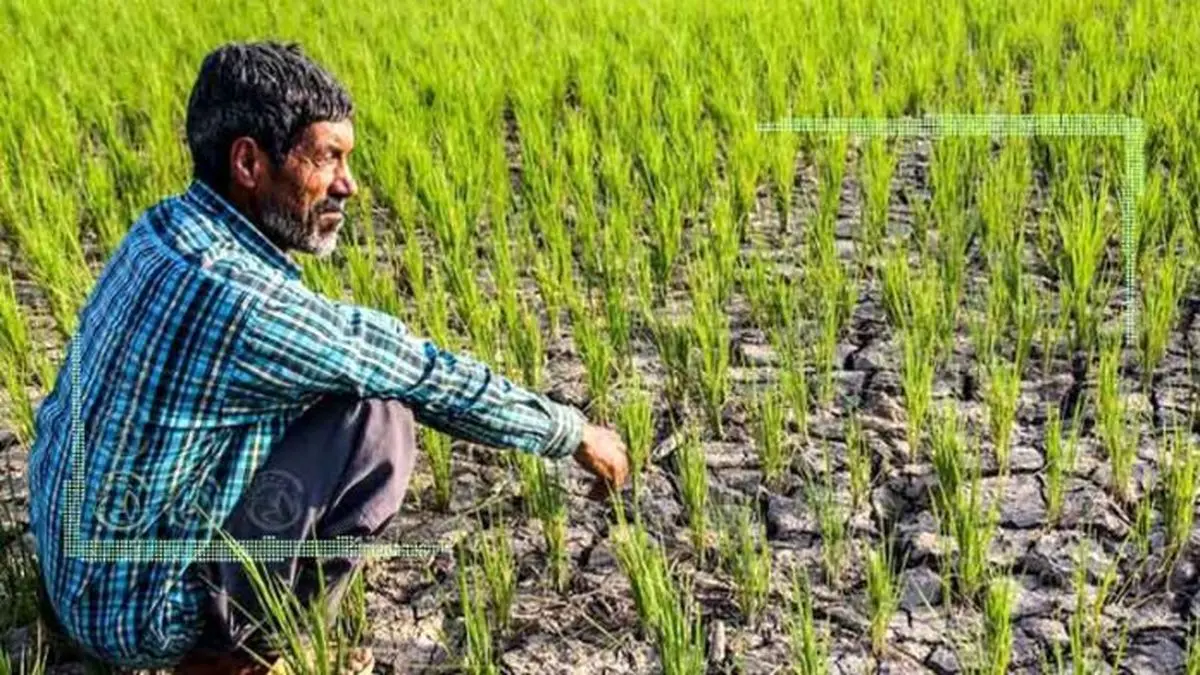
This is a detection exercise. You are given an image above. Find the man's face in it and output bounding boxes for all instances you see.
[254,120,357,258]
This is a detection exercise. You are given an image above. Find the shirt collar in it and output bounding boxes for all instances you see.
[182,179,303,281]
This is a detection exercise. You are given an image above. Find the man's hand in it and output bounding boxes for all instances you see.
[573,423,630,500]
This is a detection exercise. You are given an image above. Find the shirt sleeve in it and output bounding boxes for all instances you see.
[226,275,586,460]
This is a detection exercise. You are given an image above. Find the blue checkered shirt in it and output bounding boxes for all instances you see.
[25,180,586,668]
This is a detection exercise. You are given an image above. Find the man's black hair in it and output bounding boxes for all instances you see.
[185,41,354,191]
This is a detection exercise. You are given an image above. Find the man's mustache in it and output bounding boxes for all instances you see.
[315,198,346,216]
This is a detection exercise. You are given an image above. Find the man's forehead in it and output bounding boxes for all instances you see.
[299,120,354,149]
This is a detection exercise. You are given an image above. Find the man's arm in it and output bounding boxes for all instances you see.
[227,275,586,459]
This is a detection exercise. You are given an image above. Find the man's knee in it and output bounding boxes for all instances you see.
[324,397,418,534]
[358,397,417,471]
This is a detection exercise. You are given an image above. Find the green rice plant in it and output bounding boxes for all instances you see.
[610,498,706,675]
[344,209,403,319]
[0,511,38,635]
[777,337,812,444]
[1044,402,1082,525]
[690,291,731,437]
[602,268,633,366]
[703,190,742,307]
[845,413,870,511]
[932,436,997,601]
[929,404,966,518]
[1138,239,1189,391]
[768,131,801,233]
[982,354,1021,471]
[209,527,372,675]
[786,565,829,675]
[1159,422,1199,562]
[864,536,903,656]
[475,518,516,634]
[422,264,454,350]
[648,182,684,301]
[616,386,655,502]
[1130,491,1154,564]
[0,630,49,675]
[806,232,858,407]
[980,576,1016,675]
[859,137,898,258]
[899,326,936,459]
[880,243,913,330]
[0,358,34,448]
[0,271,30,362]
[1054,177,1117,357]
[716,502,772,625]
[753,385,791,489]
[1096,331,1135,504]
[805,453,847,588]
[573,302,617,423]
[652,315,694,415]
[515,453,569,592]
[511,297,545,389]
[740,250,778,332]
[456,548,499,675]
[1064,538,1120,674]
[420,427,453,512]
[675,424,710,556]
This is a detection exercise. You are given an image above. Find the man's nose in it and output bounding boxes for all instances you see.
[331,165,357,199]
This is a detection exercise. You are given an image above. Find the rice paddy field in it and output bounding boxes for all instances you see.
[2,0,1200,672]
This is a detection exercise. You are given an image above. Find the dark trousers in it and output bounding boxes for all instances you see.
[185,395,418,660]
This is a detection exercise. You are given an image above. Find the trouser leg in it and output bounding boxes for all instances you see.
[187,395,418,659]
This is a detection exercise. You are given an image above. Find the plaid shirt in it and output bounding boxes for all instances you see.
[26,179,586,668]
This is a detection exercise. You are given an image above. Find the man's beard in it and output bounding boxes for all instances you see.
[258,192,346,259]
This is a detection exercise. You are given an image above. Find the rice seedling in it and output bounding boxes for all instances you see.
[1158,421,1199,562]
[982,354,1021,471]
[0,632,49,675]
[716,501,772,625]
[1063,538,1121,675]
[675,424,711,556]
[767,131,801,233]
[930,429,998,601]
[514,453,569,592]
[616,386,655,502]
[805,451,848,588]
[210,528,372,675]
[752,384,791,489]
[859,137,898,258]
[510,297,546,389]
[864,536,903,656]
[420,426,453,512]
[1137,236,1189,391]
[1043,403,1082,525]
[475,518,516,634]
[980,576,1016,675]
[0,511,38,635]
[740,249,779,332]
[689,283,732,437]
[899,326,937,459]
[652,315,695,415]
[1096,331,1135,504]
[845,413,870,511]
[610,497,706,675]
[786,565,829,675]
[777,337,812,444]
[573,301,617,423]
[1053,177,1117,358]
[456,548,499,675]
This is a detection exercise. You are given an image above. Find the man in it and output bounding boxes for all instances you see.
[25,41,629,675]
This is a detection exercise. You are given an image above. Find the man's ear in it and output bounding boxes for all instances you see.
[229,137,265,191]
